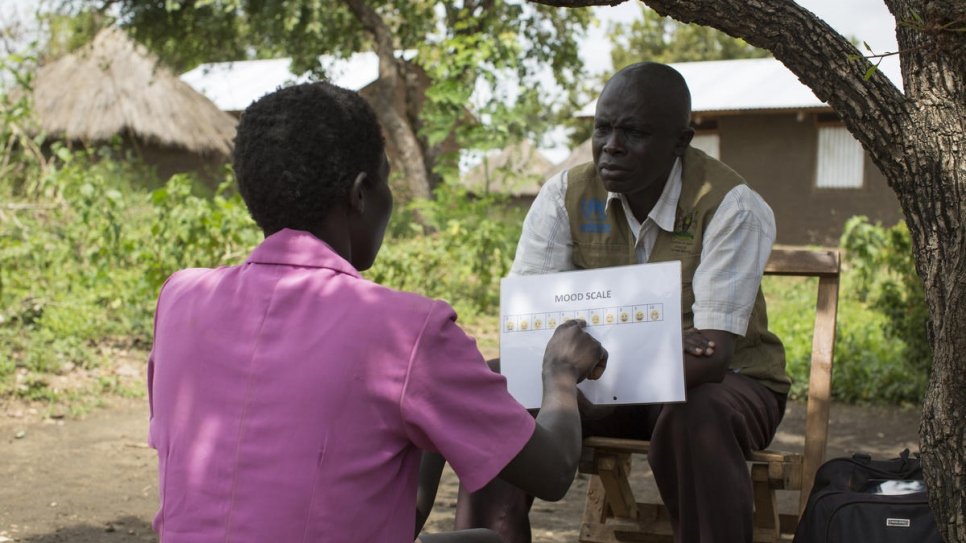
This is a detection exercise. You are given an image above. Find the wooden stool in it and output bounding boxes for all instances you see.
[578,248,840,543]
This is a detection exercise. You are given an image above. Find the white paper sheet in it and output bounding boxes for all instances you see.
[499,261,685,409]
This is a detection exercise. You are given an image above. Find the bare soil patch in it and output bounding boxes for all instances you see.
[1,393,920,542]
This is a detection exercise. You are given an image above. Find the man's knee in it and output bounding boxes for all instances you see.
[660,382,732,425]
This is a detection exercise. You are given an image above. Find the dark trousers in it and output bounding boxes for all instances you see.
[454,373,786,543]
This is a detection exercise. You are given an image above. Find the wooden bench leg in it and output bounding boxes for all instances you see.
[582,473,608,525]
[752,463,780,543]
[597,452,638,520]
[580,474,610,542]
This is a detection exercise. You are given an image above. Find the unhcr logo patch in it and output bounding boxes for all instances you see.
[886,518,911,528]
[579,197,610,234]
[673,210,696,240]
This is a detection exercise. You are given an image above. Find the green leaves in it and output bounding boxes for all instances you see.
[0,147,260,400]
[608,4,769,74]
[769,216,930,405]
[104,0,590,189]
[367,182,523,315]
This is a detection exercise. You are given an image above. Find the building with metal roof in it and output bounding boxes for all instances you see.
[575,57,903,117]
[181,53,382,114]
[180,51,459,189]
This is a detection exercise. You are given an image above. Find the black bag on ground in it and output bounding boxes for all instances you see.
[793,449,941,543]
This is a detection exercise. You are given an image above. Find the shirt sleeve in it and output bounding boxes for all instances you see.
[510,171,576,275]
[692,185,776,335]
[399,301,536,492]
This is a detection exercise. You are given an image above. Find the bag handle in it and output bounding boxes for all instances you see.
[847,449,922,491]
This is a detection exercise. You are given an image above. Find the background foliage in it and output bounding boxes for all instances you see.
[0,27,929,408]
[768,217,931,405]
[607,4,768,75]
[82,0,594,196]
[0,140,930,407]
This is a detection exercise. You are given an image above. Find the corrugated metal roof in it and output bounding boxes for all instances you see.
[180,53,380,112]
[576,57,903,117]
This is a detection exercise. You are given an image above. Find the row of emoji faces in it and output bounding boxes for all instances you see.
[504,305,664,332]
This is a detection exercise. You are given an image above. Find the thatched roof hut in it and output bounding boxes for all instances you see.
[462,140,555,198]
[544,137,591,180]
[32,27,236,179]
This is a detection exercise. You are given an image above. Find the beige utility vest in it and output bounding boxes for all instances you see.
[564,147,790,394]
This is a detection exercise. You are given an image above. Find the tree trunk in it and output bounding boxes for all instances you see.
[884,2,966,540]
[342,0,432,202]
[530,0,965,539]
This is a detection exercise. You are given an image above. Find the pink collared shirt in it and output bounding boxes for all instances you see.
[148,229,535,542]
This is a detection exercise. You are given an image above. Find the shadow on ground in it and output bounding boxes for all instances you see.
[1,399,921,543]
[19,516,155,543]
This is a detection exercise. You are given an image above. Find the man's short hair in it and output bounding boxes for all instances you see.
[233,82,386,235]
[610,62,692,129]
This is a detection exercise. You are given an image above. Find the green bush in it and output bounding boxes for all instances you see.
[840,216,930,375]
[141,174,261,289]
[0,149,260,399]
[766,217,929,405]
[367,182,523,316]
[1,152,154,381]
[0,145,524,401]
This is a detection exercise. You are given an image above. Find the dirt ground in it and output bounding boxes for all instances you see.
[0,390,921,542]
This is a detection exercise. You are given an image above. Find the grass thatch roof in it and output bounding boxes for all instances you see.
[544,137,591,180]
[462,140,555,197]
[32,27,236,157]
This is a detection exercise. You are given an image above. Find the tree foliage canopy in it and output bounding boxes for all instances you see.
[608,3,768,72]
[91,0,595,194]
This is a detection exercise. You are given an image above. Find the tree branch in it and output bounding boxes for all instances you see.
[530,0,629,6]
[340,0,432,201]
[342,0,399,84]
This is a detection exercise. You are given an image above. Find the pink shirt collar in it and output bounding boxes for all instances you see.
[246,228,361,278]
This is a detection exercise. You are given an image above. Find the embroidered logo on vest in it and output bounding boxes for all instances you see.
[673,210,696,240]
[579,197,611,234]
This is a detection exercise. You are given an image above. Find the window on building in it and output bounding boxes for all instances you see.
[816,124,864,189]
[690,118,720,159]
[691,132,720,159]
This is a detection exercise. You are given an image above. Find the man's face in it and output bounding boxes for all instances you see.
[591,76,691,198]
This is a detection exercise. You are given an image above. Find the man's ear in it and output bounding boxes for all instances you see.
[348,171,368,214]
[674,128,695,156]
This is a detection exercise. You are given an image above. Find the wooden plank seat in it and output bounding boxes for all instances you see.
[578,248,840,543]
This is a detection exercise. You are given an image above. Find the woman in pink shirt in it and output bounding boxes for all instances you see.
[148,81,607,543]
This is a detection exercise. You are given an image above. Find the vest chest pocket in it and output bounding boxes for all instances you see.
[572,239,636,269]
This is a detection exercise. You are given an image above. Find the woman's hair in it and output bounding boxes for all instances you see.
[233,82,385,235]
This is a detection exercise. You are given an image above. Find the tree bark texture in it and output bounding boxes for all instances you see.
[530,0,965,540]
[342,0,432,202]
